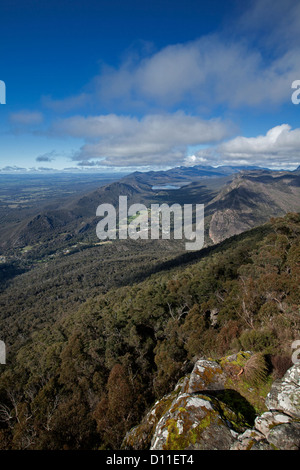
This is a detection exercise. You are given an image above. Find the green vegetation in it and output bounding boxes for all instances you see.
[0,213,299,449]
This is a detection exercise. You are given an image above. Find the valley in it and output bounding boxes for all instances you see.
[0,165,299,262]
[0,165,299,450]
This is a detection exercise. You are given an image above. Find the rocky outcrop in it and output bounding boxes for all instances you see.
[186,359,227,393]
[150,393,238,450]
[265,363,300,418]
[232,411,300,450]
[233,363,300,450]
[122,353,300,451]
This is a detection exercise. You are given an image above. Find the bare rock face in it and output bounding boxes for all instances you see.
[267,423,300,450]
[265,363,300,419]
[254,411,295,436]
[209,209,253,244]
[232,411,300,451]
[122,355,300,451]
[232,414,300,451]
[230,429,273,451]
[186,359,227,393]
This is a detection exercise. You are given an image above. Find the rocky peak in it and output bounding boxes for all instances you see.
[122,353,300,451]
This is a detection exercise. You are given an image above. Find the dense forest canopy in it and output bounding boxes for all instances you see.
[0,213,299,449]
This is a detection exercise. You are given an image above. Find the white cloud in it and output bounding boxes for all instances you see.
[50,112,232,167]
[92,38,251,109]
[188,125,300,169]
[6,0,300,172]
[101,37,299,110]
[39,1,300,115]
[220,124,300,161]
[184,153,212,166]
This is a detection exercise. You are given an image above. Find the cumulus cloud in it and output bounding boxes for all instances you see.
[186,125,300,170]
[7,0,299,171]
[219,124,300,168]
[36,1,300,116]
[99,38,300,111]
[45,0,300,115]
[49,112,232,167]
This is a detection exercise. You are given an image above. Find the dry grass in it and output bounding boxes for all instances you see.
[243,353,269,386]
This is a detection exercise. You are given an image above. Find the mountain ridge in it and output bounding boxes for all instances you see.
[1,165,299,253]
[206,170,300,243]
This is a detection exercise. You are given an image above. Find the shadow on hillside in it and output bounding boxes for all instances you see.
[119,224,271,287]
[0,262,27,289]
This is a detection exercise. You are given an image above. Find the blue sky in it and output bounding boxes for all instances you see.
[0,0,300,172]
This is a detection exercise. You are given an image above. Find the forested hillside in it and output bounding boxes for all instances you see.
[0,213,299,449]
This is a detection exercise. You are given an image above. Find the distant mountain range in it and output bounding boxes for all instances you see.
[0,165,299,252]
[129,164,269,184]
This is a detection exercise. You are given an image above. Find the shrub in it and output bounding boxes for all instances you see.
[216,320,241,355]
[238,328,278,353]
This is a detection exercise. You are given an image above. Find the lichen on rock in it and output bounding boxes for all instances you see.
[150,393,238,450]
[122,353,300,451]
[265,363,300,419]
